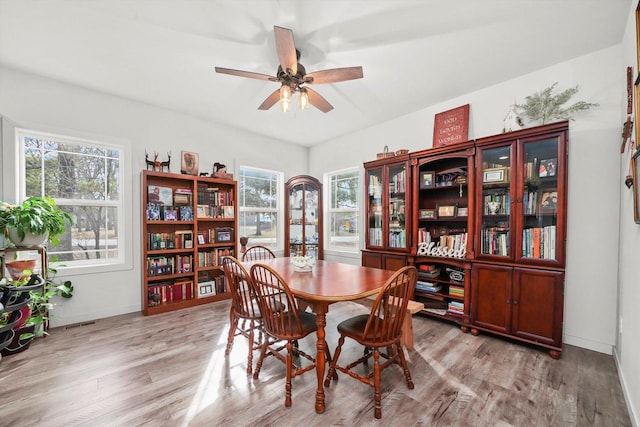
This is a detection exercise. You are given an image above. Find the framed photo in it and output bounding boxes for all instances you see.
[148,185,173,205]
[633,150,640,223]
[215,227,234,243]
[540,190,558,211]
[197,234,206,245]
[197,204,209,218]
[179,206,194,221]
[146,203,160,220]
[420,171,436,189]
[457,207,469,217]
[163,208,178,221]
[419,209,435,219]
[539,158,557,177]
[483,167,508,184]
[181,151,199,175]
[436,204,457,219]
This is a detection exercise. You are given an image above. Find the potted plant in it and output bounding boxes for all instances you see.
[0,196,73,247]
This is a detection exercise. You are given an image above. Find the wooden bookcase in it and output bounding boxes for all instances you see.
[362,121,568,357]
[361,153,412,269]
[141,170,237,315]
[470,121,568,358]
[409,141,475,328]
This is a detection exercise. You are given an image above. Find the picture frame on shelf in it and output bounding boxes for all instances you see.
[163,207,178,221]
[436,204,457,219]
[540,190,558,212]
[215,227,234,243]
[539,158,557,177]
[179,205,193,221]
[419,209,436,219]
[419,171,436,189]
[197,204,210,218]
[197,234,206,245]
[146,203,160,220]
[181,151,199,176]
[483,167,508,184]
[457,207,469,217]
[148,185,173,205]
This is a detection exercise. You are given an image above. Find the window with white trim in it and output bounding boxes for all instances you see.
[238,166,282,251]
[17,129,124,268]
[326,168,359,252]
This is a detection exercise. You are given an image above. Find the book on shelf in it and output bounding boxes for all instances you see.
[418,264,438,272]
[447,301,464,315]
[449,285,465,297]
[415,281,442,293]
[418,268,441,279]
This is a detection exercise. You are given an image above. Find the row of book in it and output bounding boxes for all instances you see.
[483,193,509,215]
[148,279,195,306]
[416,280,441,293]
[147,231,193,250]
[388,229,406,248]
[481,227,510,256]
[522,225,556,259]
[146,254,193,276]
[198,247,234,267]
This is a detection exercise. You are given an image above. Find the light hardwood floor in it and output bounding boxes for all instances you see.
[0,300,631,427]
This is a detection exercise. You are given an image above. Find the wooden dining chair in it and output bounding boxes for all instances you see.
[221,256,264,375]
[249,263,331,408]
[324,265,417,419]
[241,245,276,262]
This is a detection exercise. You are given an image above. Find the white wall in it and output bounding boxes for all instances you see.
[0,65,307,327]
[615,2,640,424]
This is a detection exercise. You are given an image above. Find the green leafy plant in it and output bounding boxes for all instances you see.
[516,82,599,125]
[0,196,73,245]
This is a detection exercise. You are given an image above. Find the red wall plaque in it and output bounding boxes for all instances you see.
[433,104,470,147]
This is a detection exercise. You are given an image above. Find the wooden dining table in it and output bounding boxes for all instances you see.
[242,257,396,414]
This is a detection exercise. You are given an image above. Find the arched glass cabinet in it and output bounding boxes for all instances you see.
[285,175,323,259]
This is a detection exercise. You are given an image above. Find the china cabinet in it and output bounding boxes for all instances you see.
[362,154,411,269]
[285,175,323,259]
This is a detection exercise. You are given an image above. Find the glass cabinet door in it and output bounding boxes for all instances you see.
[286,175,322,259]
[519,137,560,262]
[479,145,512,258]
[387,164,407,249]
[367,168,383,247]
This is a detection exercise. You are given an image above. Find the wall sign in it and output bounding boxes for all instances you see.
[433,104,470,147]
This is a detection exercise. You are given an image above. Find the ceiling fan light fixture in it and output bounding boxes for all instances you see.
[280,99,290,112]
[280,84,292,102]
[298,88,309,110]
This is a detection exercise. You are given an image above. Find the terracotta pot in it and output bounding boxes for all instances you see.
[5,259,38,280]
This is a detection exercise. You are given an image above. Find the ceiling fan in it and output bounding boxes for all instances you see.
[215,26,364,113]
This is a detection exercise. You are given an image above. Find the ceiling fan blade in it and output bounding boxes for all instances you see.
[306,88,334,113]
[304,67,364,85]
[274,26,297,76]
[258,89,281,110]
[215,67,276,82]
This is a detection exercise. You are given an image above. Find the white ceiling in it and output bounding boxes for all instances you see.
[0,0,630,146]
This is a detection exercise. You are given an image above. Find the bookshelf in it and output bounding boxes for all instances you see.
[409,141,475,328]
[141,170,237,315]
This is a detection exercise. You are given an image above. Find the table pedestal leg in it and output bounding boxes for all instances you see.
[314,307,328,413]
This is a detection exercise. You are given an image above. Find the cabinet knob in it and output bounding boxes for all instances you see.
[513,300,518,305]
[506,299,511,304]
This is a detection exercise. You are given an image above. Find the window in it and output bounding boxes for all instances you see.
[326,168,359,252]
[238,166,282,251]
[17,129,124,268]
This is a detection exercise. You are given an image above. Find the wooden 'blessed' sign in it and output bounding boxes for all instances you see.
[433,104,470,147]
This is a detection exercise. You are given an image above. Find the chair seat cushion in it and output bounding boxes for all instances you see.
[294,310,318,335]
[337,314,382,341]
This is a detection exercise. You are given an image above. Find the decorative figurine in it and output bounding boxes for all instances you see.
[145,151,171,172]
